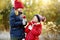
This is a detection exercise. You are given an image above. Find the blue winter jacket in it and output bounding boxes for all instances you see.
[9,8,25,39]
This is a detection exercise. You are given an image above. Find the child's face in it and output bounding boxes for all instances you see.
[17,8,23,12]
[32,16,38,22]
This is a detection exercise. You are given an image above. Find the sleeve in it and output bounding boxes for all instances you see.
[25,25,31,33]
[31,24,42,36]
[25,22,32,33]
[9,10,23,27]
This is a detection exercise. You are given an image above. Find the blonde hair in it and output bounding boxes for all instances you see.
[15,10,19,15]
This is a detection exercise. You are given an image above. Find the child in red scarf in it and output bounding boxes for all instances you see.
[25,14,46,40]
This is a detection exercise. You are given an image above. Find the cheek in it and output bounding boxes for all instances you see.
[35,17,38,22]
[34,18,38,22]
[34,17,38,22]
[20,10,23,12]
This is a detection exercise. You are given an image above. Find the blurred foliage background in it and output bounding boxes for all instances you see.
[0,0,60,40]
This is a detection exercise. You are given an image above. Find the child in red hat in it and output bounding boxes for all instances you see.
[14,0,24,9]
[10,0,27,40]
[25,14,46,40]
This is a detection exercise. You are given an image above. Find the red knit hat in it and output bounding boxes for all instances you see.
[14,0,24,9]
